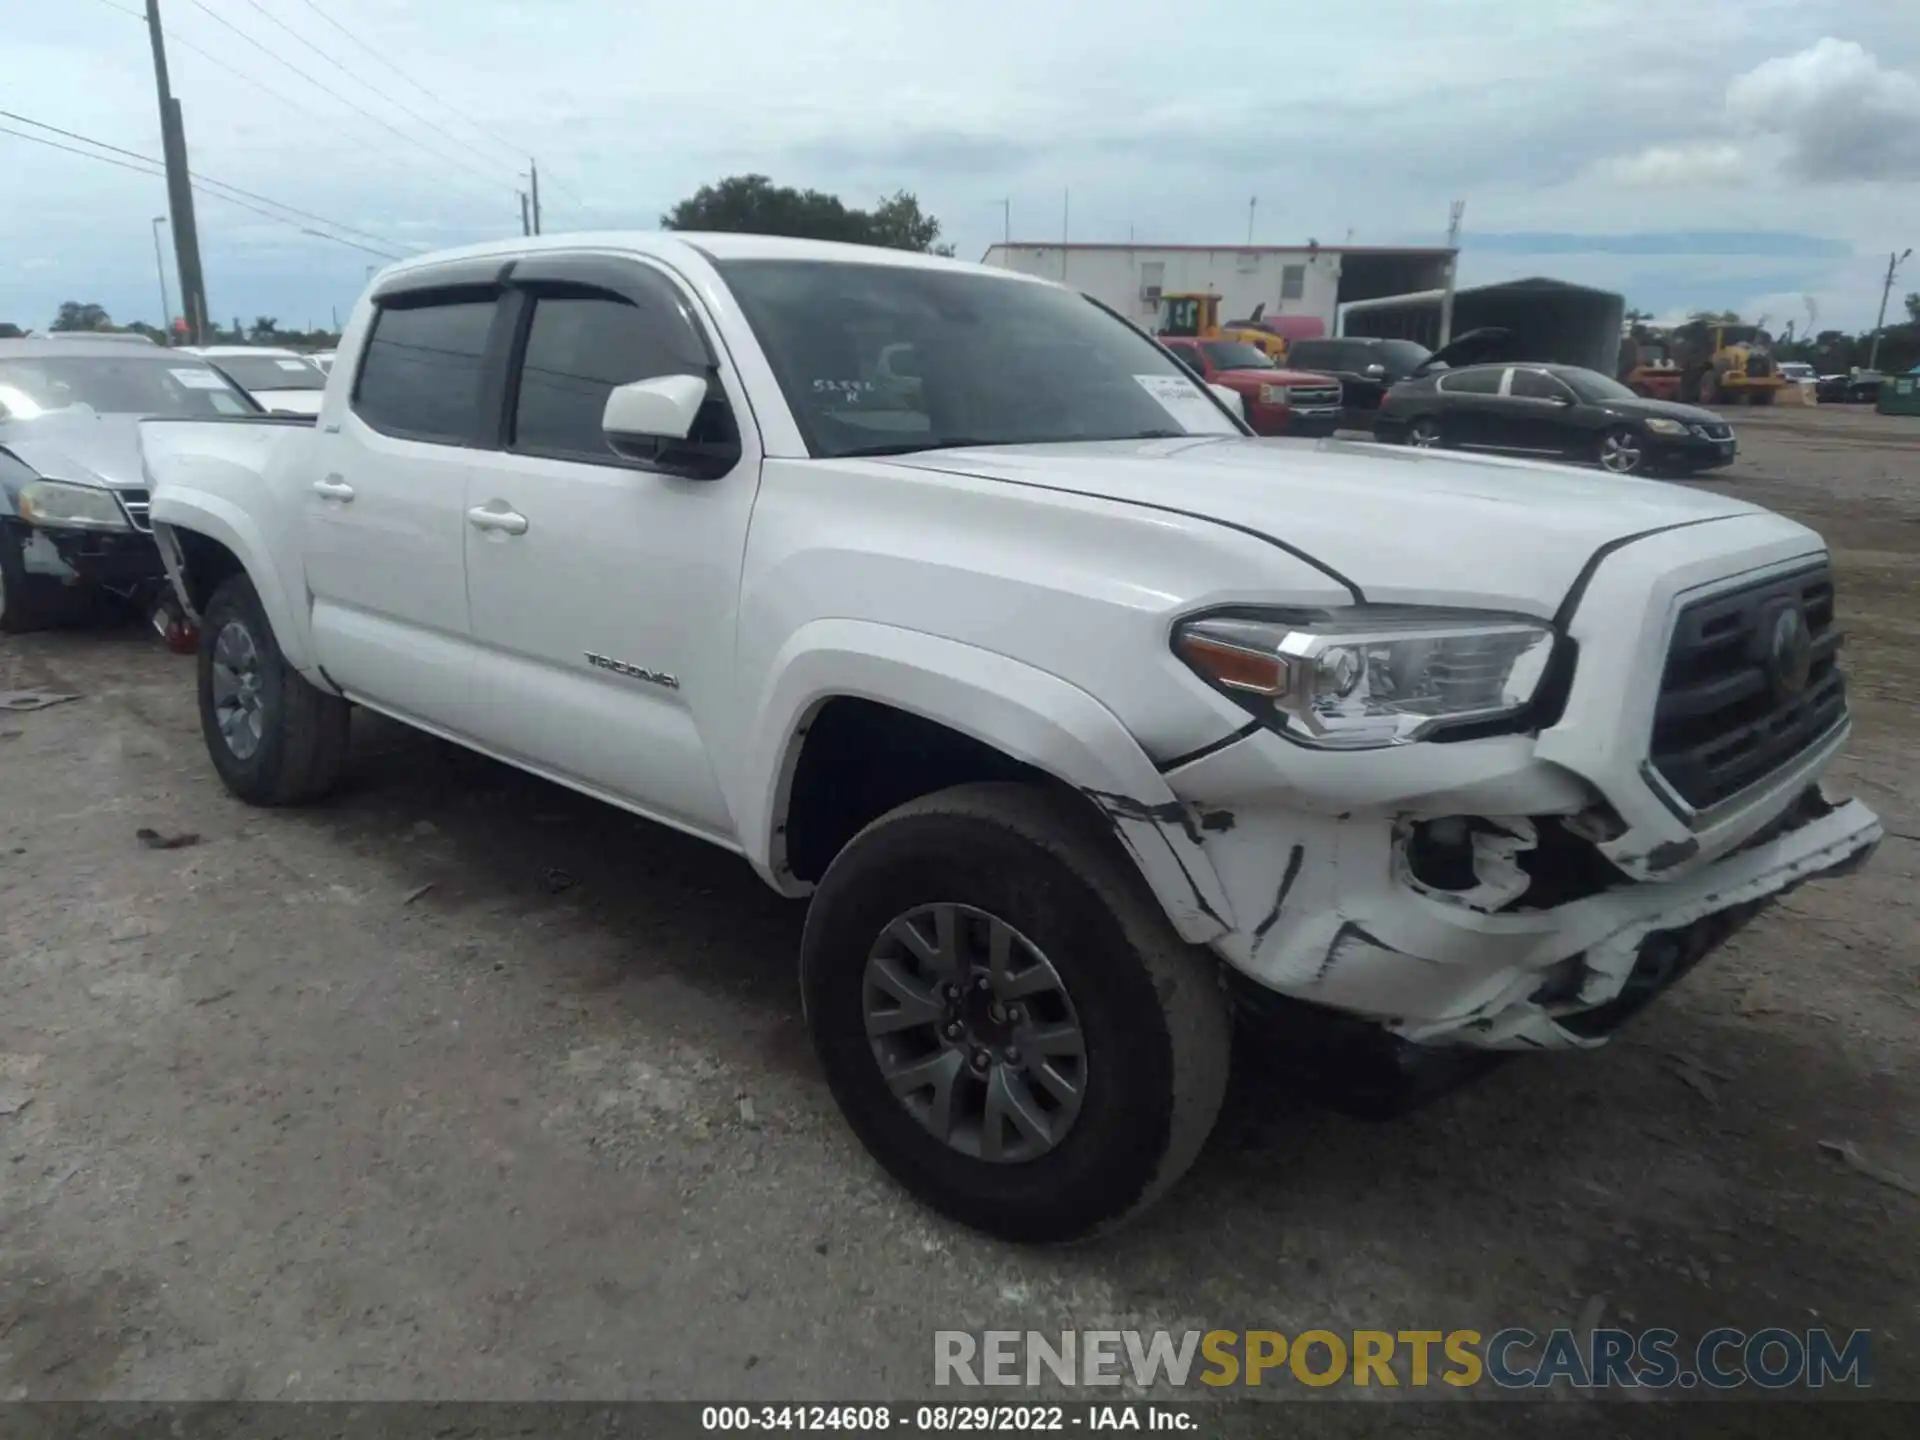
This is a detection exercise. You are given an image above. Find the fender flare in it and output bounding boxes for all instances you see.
[740,619,1235,944]
[151,492,315,672]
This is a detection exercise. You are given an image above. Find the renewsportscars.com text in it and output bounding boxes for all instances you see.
[934,1327,1874,1391]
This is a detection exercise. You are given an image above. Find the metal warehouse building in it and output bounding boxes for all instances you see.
[981,242,1456,335]
[1340,276,1626,377]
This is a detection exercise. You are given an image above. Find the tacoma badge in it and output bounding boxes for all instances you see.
[584,652,680,689]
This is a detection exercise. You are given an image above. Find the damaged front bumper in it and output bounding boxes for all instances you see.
[1162,727,1881,1050]
[8,518,167,595]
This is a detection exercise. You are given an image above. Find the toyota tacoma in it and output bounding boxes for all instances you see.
[138,234,1882,1242]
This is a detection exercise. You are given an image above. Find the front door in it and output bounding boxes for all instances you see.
[1505,367,1581,455]
[460,257,761,841]
[1432,366,1505,446]
[303,291,503,728]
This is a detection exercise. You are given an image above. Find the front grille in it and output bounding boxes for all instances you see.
[1288,386,1340,407]
[1746,356,1773,378]
[1649,563,1846,812]
[117,489,152,533]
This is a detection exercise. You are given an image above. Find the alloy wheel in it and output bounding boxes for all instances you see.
[209,620,266,760]
[862,903,1088,1164]
[1409,419,1442,448]
[1599,431,1644,474]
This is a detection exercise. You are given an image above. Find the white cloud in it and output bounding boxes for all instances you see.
[1727,37,1920,180]
[1601,143,1749,188]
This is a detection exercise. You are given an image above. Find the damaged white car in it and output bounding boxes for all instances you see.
[139,234,1881,1242]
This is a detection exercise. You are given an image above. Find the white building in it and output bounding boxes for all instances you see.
[980,242,1456,333]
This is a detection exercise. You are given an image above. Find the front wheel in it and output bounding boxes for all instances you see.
[1596,426,1647,475]
[198,573,350,805]
[801,782,1232,1243]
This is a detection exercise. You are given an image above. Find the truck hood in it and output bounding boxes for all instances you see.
[0,412,146,490]
[882,436,1783,615]
[1215,368,1339,391]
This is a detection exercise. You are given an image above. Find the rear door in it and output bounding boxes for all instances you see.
[458,254,760,841]
[304,278,508,728]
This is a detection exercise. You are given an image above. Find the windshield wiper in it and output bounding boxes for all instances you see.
[835,437,1002,458]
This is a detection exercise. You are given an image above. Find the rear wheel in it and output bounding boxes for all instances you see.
[801,782,1232,1242]
[198,573,350,805]
[1597,426,1646,475]
[1407,416,1445,449]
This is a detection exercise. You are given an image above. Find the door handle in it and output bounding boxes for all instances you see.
[312,476,354,501]
[467,505,528,536]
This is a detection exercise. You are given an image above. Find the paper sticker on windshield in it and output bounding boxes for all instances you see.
[275,359,311,371]
[1134,373,1225,431]
[171,367,229,390]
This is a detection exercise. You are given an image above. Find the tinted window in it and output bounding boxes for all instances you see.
[512,288,711,460]
[1437,367,1503,395]
[1285,341,1348,370]
[719,260,1238,458]
[1511,368,1571,400]
[352,297,497,444]
[1376,340,1434,375]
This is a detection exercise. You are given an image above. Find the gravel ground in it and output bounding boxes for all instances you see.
[1,406,1915,1418]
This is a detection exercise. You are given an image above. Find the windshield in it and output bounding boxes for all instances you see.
[1560,369,1639,403]
[718,260,1241,457]
[1200,341,1275,371]
[209,354,328,392]
[1378,340,1435,373]
[0,355,260,420]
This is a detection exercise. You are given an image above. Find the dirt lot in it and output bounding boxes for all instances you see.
[1,406,1916,1415]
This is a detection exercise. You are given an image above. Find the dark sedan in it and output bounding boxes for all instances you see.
[1375,363,1737,477]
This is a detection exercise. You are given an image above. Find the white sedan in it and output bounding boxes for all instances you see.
[181,346,327,416]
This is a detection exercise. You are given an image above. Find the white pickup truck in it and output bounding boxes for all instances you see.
[140,233,1881,1241]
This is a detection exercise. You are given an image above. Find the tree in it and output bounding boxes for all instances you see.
[250,316,280,341]
[662,174,952,253]
[51,301,112,332]
[1905,291,1919,326]
[1687,309,1743,325]
[0,322,27,339]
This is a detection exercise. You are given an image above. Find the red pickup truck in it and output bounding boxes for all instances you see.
[1160,338,1344,437]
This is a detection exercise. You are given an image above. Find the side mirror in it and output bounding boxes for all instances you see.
[601,373,741,480]
[1208,383,1246,420]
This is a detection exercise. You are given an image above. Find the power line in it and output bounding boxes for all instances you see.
[0,121,403,260]
[232,0,521,180]
[0,109,415,254]
[82,0,524,214]
[181,0,516,199]
[291,0,587,208]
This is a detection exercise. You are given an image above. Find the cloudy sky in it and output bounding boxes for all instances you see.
[3,0,1917,335]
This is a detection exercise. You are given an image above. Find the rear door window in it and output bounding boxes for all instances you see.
[1437,367,1504,395]
[352,296,498,445]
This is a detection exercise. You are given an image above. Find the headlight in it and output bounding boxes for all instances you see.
[1645,418,1688,435]
[1258,384,1290,405]
[1174,608,1557,748]
[15,480,129,531]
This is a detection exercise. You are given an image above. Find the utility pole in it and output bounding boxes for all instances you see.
[145,0,210,345]
[520,191,531,237]
[150,216,172,341]
[1061,187,1069,280]
[999,199,1010,249]
[530,160,542,236]
[1866,247,1912,373]
[1247,196,1257,245]
[1437,199,1466,348]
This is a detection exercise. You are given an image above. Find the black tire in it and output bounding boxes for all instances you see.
[197,572,349,805]
[801,781,1232,1243]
